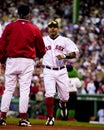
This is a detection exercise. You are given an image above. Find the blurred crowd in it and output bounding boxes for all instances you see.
[0,0,104,104]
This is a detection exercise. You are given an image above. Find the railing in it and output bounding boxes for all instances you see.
[0,96,36,105]
[1,94,104,117]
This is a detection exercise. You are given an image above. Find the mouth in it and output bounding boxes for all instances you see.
[50,30,56,33]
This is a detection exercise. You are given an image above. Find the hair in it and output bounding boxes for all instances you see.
[18,3,30,18]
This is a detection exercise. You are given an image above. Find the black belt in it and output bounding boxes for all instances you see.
[44,65,65,70]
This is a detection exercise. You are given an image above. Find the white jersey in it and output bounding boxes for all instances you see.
[43,35,79,67]
[68,77,82,92]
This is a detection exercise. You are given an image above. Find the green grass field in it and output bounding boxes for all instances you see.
[6,117,104,128]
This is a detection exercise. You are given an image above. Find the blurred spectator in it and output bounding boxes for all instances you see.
[80,81,87,94]
[30,65,45,101]
[86,79,96,94]
[97,82,104,94]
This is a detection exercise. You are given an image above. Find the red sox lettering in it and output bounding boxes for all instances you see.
[45,45,64,52]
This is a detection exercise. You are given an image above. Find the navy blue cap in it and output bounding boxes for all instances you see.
[48,21,59,28]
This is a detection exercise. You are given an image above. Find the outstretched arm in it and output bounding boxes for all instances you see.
[56,52,76,60]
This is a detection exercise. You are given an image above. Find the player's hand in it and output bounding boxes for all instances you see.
[56,54,66,60]
[36,58,43,67]
[36,61,42,66]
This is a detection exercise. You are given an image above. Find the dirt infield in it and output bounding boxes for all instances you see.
[0,125,104,130]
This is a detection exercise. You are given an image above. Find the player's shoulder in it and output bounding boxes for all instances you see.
[43,35,49,40]
[4,21,14,30]
[59,35,73,42]
[29,22,40,30]
[59,35,69,40]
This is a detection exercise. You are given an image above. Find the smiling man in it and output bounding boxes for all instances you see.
[42,20,79,125]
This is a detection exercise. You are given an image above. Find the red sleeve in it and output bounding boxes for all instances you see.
[34,29,46,59]
[0,23,11,63]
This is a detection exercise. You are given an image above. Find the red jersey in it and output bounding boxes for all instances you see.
[0,19,45,62]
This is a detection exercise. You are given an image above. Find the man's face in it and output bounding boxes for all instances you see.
[48,26,59,37]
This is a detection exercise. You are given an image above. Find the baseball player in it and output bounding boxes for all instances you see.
[0,4,45,126]
[42,20,79,125]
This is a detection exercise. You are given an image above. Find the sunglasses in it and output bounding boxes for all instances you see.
[48,21,58,27]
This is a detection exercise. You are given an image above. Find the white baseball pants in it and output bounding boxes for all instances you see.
[0,57,34,113]
[43,67,69,101]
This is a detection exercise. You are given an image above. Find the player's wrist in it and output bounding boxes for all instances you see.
[64,54,71,59]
